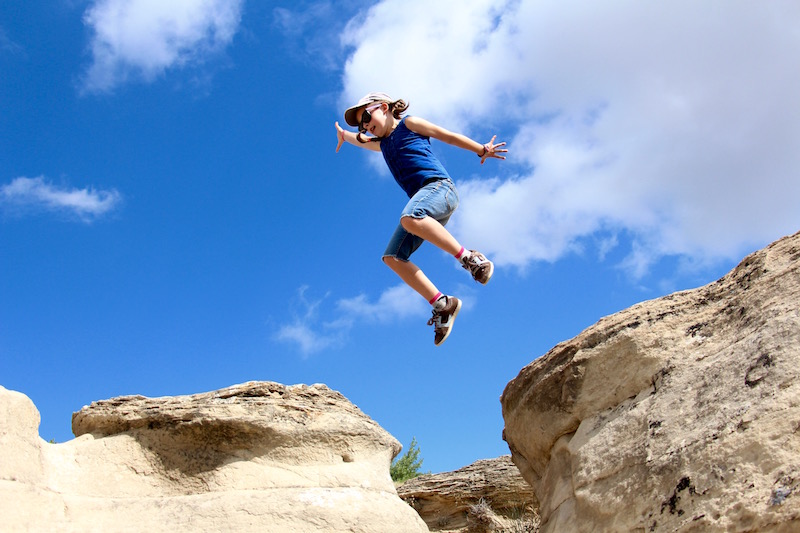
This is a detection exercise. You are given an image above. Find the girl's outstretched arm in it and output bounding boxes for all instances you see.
[335,122,381,152]
[404,116,507,164]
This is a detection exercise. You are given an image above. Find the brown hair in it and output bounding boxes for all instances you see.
[356,99,409,143]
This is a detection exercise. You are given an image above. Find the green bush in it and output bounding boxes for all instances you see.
[391,437,426,483]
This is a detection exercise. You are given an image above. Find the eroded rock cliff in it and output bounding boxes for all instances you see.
[502,230,800,532]
[0,381,428,532]
[397,455,539,531]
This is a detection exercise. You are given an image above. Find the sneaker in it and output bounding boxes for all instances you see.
[427,296,462,346]
[461,250,494,285]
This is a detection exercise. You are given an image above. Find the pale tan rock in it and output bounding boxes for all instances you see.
[397,456,539,531]
[0,387,44,484]
[0,381,429,532]
[502,230,800,532]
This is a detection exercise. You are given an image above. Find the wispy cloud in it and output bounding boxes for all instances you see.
[274,286,344,356]
[0,26,23,56]
[339,0,800,279]
[80,0,243,93]
[1,176,121,221]
[273,3,336,70]
[275,284,427,356]
[336,284,424,323]
[271,1,369,70]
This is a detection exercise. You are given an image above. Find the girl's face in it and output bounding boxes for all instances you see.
[357,103,391,137]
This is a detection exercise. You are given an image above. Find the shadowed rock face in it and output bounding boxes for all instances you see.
[502,230,800,533]
[397,456,539,531]
[72,381,401,477]
[1,381,428,532]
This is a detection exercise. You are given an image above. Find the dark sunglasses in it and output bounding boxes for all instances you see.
[358,104,382,133]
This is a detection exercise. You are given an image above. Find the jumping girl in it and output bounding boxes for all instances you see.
[335,92,507,346]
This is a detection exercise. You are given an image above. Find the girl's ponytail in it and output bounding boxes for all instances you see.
[356,132,375,144]
[389,99,408,119]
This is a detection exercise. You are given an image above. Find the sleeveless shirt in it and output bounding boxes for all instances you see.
[379,117,451,198]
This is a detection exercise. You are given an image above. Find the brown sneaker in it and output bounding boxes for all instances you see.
[427,296,462,346]
[461,250,494,285]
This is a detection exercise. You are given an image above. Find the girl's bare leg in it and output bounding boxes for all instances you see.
[400,216,462,256]
[382,257,440,302]
[400,214,493,285]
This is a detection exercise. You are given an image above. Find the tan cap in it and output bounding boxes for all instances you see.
[343,92,393,127]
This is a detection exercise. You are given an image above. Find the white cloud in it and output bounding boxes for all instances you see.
[1,176,121,221]
[339,0,800,277]
[336,284,425,322]
[81,0,243,92]
[275,284,427,356]
[275,322,340,357]
[275,286,346,356]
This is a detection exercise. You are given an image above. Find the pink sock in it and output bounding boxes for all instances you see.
[428,292,443,306]
[455,247,466,260]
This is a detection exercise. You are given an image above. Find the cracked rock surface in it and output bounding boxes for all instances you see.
[502,230,800,532]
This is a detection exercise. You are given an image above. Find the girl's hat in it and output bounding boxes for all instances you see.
[344,92,393,127]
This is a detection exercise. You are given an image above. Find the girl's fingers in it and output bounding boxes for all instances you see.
[335,121,345,152]
[486,137,508,159]
[480,139,508,163]
[484,136,508,152]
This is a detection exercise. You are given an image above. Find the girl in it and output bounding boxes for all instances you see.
[335,92,507,346]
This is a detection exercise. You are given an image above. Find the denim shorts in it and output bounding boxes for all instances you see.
[383,178,459,262]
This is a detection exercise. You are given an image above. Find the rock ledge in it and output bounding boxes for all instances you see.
[1,381,428,532]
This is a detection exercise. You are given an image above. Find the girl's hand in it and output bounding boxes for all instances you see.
[335,121,345,153]
[479,135,508,164]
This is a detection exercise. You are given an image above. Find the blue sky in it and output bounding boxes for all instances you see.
[2,0,799,474]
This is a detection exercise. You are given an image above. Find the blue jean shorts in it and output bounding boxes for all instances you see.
[383,178,459,262]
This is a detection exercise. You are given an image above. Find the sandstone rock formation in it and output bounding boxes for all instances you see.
[501,230,800,532]
[397,455,539,532]
[0,381,428,532]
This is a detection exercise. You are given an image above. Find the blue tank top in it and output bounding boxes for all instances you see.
[379,117,451,197]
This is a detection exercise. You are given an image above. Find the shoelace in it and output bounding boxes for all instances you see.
[462,254,486,275]
[427,309,442,327]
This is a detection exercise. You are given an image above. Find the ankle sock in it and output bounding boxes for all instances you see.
[455,247,467,262]
[431,293,448,310]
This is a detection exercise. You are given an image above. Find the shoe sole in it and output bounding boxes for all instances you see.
[435,298,462,346]
[479,261,494,285]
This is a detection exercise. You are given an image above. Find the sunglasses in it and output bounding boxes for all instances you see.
[358,104,382,133]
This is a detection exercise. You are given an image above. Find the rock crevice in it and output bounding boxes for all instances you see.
[502,230,800,532]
